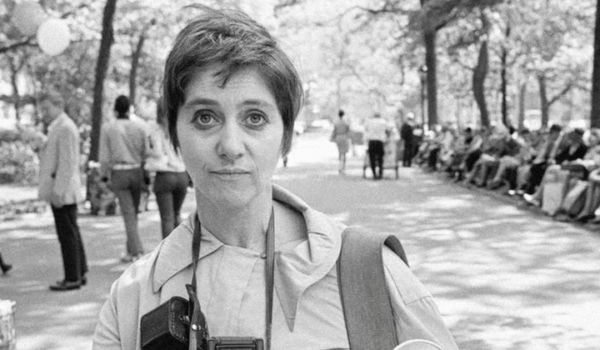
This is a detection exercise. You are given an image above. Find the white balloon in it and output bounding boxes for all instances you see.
[37,18,71,56]
[13,1,47,36]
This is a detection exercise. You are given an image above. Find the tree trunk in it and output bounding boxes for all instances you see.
[9,61,21,126]
[473,40,490,128]
[500,49,508,127]
[591,0,600,128]
[501,24,510,127]
[537,74,550,129]
[89,0,118,162]
[129,32,146,108]
[518,82,526,130]
[424,29,437,128]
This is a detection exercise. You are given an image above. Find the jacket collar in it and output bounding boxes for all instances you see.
[48,113,68,132]
[150,183,344,331]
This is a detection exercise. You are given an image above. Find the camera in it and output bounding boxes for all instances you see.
[207,337,264,350]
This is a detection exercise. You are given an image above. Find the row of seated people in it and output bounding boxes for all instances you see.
[414,123,600,223]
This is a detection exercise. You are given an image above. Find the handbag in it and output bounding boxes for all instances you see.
[561,180,588,217]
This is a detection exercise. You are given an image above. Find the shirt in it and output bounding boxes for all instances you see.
[92,184,458,350]
[364,117,388,142]
[99,118,149,174]
[146,122,186,173]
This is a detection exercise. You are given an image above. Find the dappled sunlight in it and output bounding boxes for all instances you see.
[4,229,56,240]
[275,156,600,349]
[17,300,99,350]
[90,258,120,267]
[422,196,476,210]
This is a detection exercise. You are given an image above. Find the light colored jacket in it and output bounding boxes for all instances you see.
[92,184,458,350]
[99,118,149,175]
[38,114,83,206]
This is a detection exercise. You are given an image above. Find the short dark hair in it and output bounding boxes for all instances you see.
[549,124,562,134]
[162,7,303,155]
[338,109,345,118]
[38,91,65,109]
[114,95,130,119]
[572,128,585,137]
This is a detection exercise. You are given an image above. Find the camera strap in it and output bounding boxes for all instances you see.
[188,209,275,350]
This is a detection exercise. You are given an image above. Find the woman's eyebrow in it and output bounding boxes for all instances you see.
[182,98,219,109]
[239,99,277,110]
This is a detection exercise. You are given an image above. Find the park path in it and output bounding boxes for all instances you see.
[1,130,599,350]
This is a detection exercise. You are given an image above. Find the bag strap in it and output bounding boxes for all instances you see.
[337,227,409,350]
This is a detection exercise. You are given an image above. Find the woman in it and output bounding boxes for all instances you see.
[146,102,189,238]
[330,109,351,174]
[93,8,458,350]
[99,95,149,263]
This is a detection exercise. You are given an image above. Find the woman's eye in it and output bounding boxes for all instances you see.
[193,112,218,128]
[245,113,267,127]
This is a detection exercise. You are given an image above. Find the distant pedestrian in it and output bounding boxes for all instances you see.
[38,91,88,291]
[100,95,149,263]
[330,109,351,174]
[0,250,12,275]
[145,101,189,239]
[365,112,388,179]
[400,113,415,167]
[130,106,152,213]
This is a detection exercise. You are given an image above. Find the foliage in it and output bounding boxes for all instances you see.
[0,129,42,184]
[0,0,598,183]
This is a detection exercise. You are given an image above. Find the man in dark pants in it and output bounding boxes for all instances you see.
[365,113,388,179]
[400,113,415,167]
[38,92,88,291]
[524,124,562,194]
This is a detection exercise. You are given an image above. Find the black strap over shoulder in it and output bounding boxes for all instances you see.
[337,227,409,350]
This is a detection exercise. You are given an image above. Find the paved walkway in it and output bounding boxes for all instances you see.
[1,131,599,349]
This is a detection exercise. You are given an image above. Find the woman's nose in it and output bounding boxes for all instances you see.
[216,124,245,161]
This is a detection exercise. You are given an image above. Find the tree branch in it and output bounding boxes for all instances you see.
[273,0,303,17]
[548,82,573,106]
[0,38,35,55]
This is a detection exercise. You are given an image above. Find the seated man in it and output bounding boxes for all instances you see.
[524,128,589,207]
[523,124,563,195]
[465,124,509,187]
[447,127,474,179]
[488,129,533,191]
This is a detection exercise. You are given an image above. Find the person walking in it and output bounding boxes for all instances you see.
[400,113,415,167]
[146,102,189,238]
[38,91,88,291]
[0,250,12,275]
[330,109,351,174]
[100,95,149,263]
[365,112,388,179]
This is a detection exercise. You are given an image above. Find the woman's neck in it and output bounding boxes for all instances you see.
[195,190,273,251]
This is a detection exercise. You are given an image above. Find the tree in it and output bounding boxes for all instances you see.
[592,0,600,128]
[89,0,117,162]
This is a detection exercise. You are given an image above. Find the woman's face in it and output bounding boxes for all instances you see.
[176,65,283,209]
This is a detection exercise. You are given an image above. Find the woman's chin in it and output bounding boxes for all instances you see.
[197,186,271,211]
